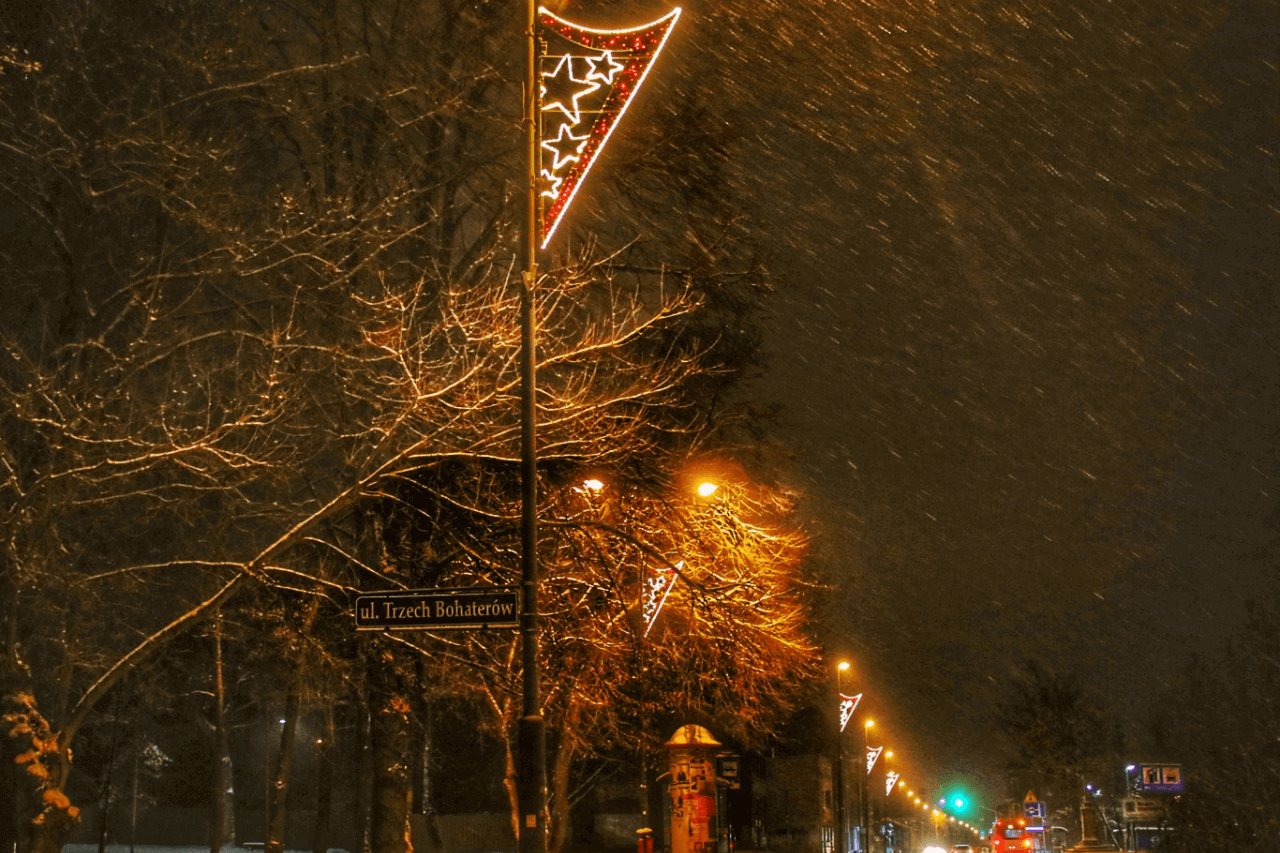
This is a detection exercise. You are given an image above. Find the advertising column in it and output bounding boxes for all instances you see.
[665,726,723,853]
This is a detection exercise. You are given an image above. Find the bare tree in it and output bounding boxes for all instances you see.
[383,463,821,853]
[0,4,814,853]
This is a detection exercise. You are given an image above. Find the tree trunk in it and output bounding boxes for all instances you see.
[354,694,373,853]
[368,646,413,853]
[211,610,235,853]
[501,721,520,845]
[547,728,577,853]
[409,677,442,853]
[97,690,122,853]
[313,705,334,853]
[2,739,15,853]
[411,660,428,815]
[266,685,301,853]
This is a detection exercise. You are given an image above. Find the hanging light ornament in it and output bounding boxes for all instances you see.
[536,6,682,248]
[642,560,683,637]
[885,771,900,797]
[839,691,862,733]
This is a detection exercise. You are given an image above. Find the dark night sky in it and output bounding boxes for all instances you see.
[642,0,1280,795]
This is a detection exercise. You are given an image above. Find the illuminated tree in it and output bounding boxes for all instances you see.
[399,464,820,851]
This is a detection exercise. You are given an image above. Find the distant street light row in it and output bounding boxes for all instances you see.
[834,659,985,850]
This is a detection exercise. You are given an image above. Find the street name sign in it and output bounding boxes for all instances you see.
[355,586,519,631]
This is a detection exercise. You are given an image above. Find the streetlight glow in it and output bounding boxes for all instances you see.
[697,481,718,497]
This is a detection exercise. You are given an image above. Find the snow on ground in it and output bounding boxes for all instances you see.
[67,840,353,845]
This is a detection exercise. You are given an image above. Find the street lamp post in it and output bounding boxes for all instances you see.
[861,720,874,853]
[584,475,703,835]
[880,750,893,841]
[519,9,680,853]
[835,662,851,853]
[518,5,547,853]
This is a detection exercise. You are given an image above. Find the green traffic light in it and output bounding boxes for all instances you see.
[942,789,972,816]
[935,776,976,818]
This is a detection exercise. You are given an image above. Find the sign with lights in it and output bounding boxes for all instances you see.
[1132,764,1183,793]
[355,587,519,630]
[838,692,862,732]
[536,6,681,247]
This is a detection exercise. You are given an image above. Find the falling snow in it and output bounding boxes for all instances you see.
[598,0,1280,777]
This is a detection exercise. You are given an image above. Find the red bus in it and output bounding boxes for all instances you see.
[988,815,1047,853]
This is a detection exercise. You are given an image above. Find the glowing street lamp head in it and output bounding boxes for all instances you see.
[696,481,718,498]
[838,661,851,672]
[581,478,605,492]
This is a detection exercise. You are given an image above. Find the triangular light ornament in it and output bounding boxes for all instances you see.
[642,560,682,637]
[537,6,681,248]
[838,692,862,733]
[866,745,883,774]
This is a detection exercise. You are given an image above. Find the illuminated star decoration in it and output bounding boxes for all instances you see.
[537,6,681,249]
[866,745,884,775]
[885,771,900,797]
[838,692,862,733]
[642,560,682,637]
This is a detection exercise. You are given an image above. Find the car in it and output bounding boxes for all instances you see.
[950,846,974,853]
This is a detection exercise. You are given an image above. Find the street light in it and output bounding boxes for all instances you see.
[835,662,852,853]
[861,719,874,853]
[880,750,895,828]
[576,474,708,832]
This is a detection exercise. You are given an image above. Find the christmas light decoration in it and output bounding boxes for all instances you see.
[839,691,862,732]
[866,745,883,774]
[643,560,682,637]
[536,6,682,248]
[886,771,900,797]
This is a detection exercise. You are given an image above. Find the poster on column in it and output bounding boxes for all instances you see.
[669,754,716,853]
[690,792,714,846]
